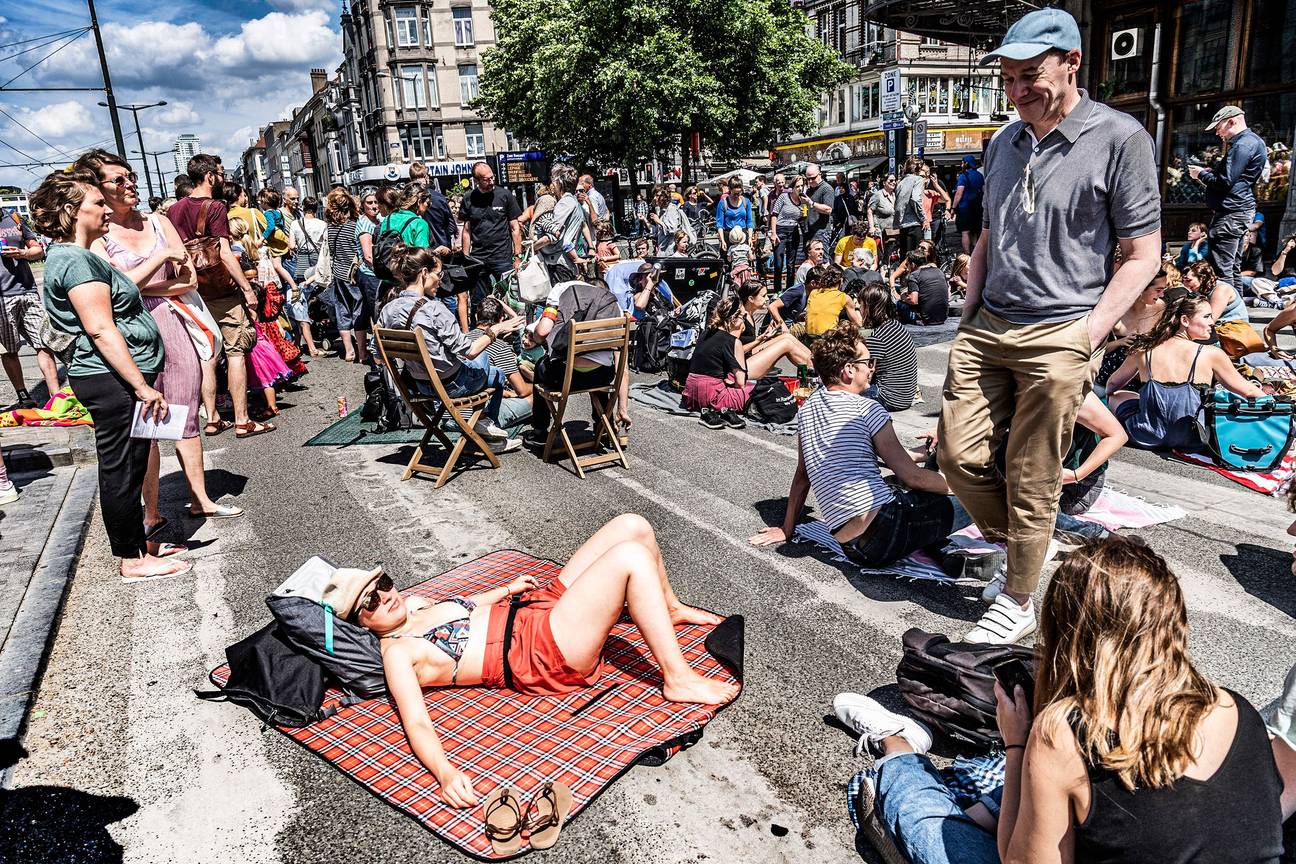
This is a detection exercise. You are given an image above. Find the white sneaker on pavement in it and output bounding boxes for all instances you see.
[964,594,1037,644]
[854,773,908,864]
[981,538,1058,603]
[489,437,522,454]
[833,693,933,758]
[0,482,17,506]
[473,420,509,441]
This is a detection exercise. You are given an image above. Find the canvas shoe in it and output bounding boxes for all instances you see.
[854,773,908,864]
[489,437,522,455]
[964,594,1037,645]
[698,409,725,430]
[473,419,509,441]
[833,692,933,758]
[981,538,1058,603]
[0,482,17,506]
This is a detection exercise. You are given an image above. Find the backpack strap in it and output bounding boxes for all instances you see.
[405,296,430,330]
[196,198,212,236]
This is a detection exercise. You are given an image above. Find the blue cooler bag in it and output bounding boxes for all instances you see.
[1196,390,1296,471]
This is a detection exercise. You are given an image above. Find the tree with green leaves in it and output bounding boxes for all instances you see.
[476,0,851,182]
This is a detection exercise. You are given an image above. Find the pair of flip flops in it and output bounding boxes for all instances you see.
[482,781,573,855]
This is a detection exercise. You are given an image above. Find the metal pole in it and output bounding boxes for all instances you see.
[153,152,165,192]
[409,75,425,160]
[87,0,126,158]
[128,108,154,199]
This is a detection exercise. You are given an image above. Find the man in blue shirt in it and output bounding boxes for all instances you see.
[1189,106,1267,303]
[951,154,985,253]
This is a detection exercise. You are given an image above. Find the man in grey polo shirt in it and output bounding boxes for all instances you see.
[936,8,1162,644]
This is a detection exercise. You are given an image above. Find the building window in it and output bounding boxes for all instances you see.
[453,7,475,47]
[908,76,951,115]
[1245,0,1296,88]
[836,88,846,125]
[845,3,859,53]
[850,85,862,123]
[400,124,442,161]
[393,7,420,48]
[869,82,879,118]
[1173,0,1234,96]
[818,12,828,45]
[459,64,479,103]
[465,122,485,157]
[1102,12,1154,98]
[399,64,426,109]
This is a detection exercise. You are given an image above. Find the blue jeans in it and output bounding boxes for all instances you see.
[876,753,1000,864]
[772,224,803,296]
[416,352,505,424]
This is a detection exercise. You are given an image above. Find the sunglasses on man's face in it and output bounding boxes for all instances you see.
[357,572,394,614]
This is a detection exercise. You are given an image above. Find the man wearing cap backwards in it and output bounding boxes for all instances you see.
[1189,106,1268,312]
[936,8,1161,644]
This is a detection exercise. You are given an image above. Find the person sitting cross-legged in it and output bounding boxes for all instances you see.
[748,322,953,568]
[346,513,739,809]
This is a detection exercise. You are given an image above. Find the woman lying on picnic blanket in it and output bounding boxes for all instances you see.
[338,514,739,808]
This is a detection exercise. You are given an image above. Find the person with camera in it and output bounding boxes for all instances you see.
[1189,106,1268,304]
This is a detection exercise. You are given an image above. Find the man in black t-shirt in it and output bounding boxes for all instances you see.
[897,251,950,326]
[802,163,836,253]
[461,161,522,301]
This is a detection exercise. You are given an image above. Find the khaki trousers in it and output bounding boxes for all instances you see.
[937,306,1102,595]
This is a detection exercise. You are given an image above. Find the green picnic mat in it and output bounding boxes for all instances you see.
[303,409,527,447]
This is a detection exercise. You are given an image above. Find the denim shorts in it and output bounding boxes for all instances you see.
[843,487,954,568]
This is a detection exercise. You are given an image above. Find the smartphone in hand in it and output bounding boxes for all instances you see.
[993,659,1035,709]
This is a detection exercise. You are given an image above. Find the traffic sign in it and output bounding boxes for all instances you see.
[913,119,928,140]
[881,69,901,112]
[882,119,906,131]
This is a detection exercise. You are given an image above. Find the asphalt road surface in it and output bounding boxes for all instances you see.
[13,336,1296,864]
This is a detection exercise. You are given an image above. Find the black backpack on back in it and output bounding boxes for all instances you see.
[895,628,1035,750]
[372,215,414,284]
[196,623,330,728]
[746,375,798,424]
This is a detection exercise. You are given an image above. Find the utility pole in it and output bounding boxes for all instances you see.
[102,101,166,199]
[133,149,170,199]
[87,0,126,159]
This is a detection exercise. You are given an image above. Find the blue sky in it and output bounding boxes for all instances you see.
[0,0,343,191]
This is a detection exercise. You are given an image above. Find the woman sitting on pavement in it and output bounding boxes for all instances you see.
[855,280,918,413]
[683,296,753,430]
[1182,260,1261,357]
[31,169,191,582]
[376,244,524,446]
[1059,392,1128,516]
[1106,293,1262,451]
[734,280,814,375]
[1096,260,1170,388]
[840,535,1284,864]
[466,295,532,429]
[749,322,953,568]
[346,513,738,808]
[804,264,862,339]
[896,248,950,326]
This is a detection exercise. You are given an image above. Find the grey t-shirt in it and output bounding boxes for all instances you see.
[804,180,835,237]
[0,211,38,297]
[981,91,1160,324]
[376,290,474,380]
[895,174,926,228]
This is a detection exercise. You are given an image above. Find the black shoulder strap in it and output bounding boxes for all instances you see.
[405,296,430,330]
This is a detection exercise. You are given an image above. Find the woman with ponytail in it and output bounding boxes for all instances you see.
[682,295,753,429]
[375,243,524,447]
[1105,292,1261,450]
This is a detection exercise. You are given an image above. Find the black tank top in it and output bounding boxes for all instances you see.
[1074,690,1283,864]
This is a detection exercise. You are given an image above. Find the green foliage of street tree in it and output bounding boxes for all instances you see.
[476,0,852,175]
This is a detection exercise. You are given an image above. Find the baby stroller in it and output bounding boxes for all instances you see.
[665,289,720,390]
[305,285,341,354]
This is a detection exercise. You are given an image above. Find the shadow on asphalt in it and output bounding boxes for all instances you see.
[0,738,138,863]
[1220,543,1296,618]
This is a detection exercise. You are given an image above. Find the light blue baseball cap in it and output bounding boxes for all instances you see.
[979,8,1082,66]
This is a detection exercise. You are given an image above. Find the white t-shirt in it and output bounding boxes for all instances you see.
[796,387,895,531]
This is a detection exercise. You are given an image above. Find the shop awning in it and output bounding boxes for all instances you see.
[862,0,1036,48]
[826,156,889,176]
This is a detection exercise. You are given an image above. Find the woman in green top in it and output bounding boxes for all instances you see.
[375,183,474,328]
[30,168,190,583]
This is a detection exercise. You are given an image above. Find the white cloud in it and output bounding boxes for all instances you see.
[6,101,96,140]
[153,101,202,127]
[265,0,337,11]
[209,11,340,72]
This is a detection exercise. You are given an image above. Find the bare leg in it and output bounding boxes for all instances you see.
[300,322,320,356]
[227,354,251,426]
[34,348,59,397]
[143,443,163,528]
[547,540,739,705]
[557,514,720,626]
[746,332,812,380]
[340,330,356,362]
[175,435,218,511]
[1,353,25,393]
[263,387,278,412]
[200,356,218,421]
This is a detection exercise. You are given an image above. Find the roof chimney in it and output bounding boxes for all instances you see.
[310,68,327,94]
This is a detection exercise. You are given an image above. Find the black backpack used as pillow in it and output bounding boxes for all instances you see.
[895,628,1035,750]
[267,594,387,698]
[195,623,331,728]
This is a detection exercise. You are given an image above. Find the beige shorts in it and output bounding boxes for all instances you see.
[204,295,256,356]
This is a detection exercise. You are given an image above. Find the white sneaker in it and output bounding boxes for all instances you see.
[833,693,933,758]
[489,437,522,454]
[0,482,17,506]
[854,774,908,864]
[473,420,509,441]
[964,594,1037,644]
[981,538,1058,603]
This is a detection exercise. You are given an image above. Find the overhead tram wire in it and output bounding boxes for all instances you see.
[0,106,77,161]
[0,28,90,63]
[0,28,89,91]
[0,28,89,53]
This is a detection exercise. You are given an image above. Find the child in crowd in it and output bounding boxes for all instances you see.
[229,216,295,417]
[726,227,751,269]
[1174,221,1210,271]
[804,264,861,338]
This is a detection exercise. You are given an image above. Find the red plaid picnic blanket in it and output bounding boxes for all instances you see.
[209,549,740,860]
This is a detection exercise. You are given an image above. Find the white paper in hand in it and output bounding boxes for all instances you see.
[130,402,188,440]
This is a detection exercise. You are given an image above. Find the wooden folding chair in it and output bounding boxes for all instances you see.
[373,326,501,488]
[535,317,631,478]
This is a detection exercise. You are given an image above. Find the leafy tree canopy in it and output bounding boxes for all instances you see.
[477,0,852,168]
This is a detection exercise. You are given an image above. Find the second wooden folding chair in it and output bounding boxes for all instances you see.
[535,317,631,478]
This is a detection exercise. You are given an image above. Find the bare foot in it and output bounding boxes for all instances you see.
[668,603,723,627]
[662,671,739,705]
[121,554,192,583]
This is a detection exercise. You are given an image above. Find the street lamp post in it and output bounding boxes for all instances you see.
[133,149,171,199]
[99,100,167,199]
[376,70,424,161]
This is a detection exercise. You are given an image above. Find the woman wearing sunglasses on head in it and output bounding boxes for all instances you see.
[333,514,738,809]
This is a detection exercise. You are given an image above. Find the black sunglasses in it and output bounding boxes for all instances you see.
[356,572,394,615]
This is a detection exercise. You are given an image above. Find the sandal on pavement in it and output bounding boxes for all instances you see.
[146,540,188,558]
[121,558,192,584]
[482,786,525,856]
[186,503,244,519]
[524,781,573,851]
[235,420,276,438]
[204,419,234,436]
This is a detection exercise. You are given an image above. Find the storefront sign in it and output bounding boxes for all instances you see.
[774,131,885,164]
[422,160,477,177]
[498,150,547,185]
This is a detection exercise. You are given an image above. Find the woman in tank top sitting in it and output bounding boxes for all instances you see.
[1104,293,1261,451]
[839,535,1284,864]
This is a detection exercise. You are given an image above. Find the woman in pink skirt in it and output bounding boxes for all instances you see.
[81,149,243,554]
[682,296,755,431]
